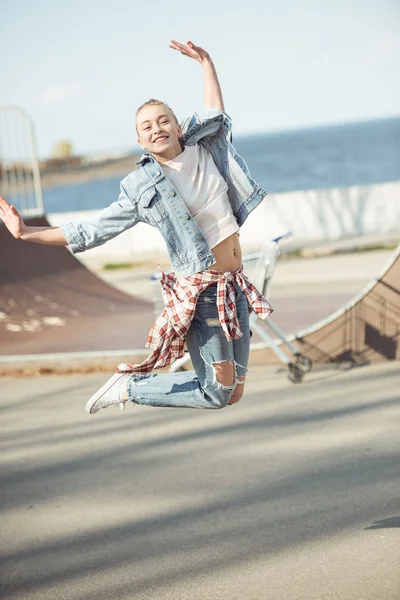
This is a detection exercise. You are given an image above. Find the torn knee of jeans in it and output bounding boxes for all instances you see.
[237,374,247,385]
[199,349,248,391]
[212,360,236,390]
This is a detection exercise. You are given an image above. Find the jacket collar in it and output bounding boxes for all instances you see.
[136,152,153,166]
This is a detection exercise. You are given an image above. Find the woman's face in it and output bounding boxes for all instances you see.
[137,104,183,163]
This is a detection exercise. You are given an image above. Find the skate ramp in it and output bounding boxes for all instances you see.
[0,217,154,355]
[258,244,400,364]
[1,217,399,365]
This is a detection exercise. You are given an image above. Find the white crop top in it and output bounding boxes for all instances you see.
[160,143,239,249]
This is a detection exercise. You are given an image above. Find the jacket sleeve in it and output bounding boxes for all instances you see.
[181,109,232,146]
[60,183,141,253]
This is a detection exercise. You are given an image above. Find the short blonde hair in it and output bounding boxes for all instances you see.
[136,99,179,133]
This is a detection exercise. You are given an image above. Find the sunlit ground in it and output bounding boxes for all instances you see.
[1,360,399,600]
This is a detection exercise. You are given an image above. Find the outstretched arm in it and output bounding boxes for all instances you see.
[0,195,67,245]
[170,40,224,111]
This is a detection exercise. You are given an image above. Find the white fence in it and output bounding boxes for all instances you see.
[244,181,400,245]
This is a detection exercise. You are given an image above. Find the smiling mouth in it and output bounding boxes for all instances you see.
[154,136,168,143]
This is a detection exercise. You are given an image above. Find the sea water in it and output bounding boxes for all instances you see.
[36,116,400,214]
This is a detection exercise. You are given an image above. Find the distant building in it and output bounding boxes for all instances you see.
[52,140,74,159]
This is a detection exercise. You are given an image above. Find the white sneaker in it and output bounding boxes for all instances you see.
[86,372,131,414]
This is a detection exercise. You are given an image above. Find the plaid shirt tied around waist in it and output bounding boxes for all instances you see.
[118,267,273,375]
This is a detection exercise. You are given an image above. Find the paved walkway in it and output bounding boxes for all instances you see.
[1,361,399,599]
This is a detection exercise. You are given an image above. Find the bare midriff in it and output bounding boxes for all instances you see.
[207,233,242,273]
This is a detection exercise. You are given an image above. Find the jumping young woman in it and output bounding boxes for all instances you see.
[0,40,272,414]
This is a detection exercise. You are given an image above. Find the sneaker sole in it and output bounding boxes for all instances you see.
[86,372,126,414]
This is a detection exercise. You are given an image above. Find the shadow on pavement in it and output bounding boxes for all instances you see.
[365,516,400,529]
[1,365,400,599]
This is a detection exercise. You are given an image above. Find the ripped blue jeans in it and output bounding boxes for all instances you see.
[126,282,250,409]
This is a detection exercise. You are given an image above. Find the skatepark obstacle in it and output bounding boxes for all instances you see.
[0,217,154,356]
[1,217,398,368]
[257,244,400,365]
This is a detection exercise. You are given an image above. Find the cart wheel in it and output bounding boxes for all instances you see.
[288,363,304,383]
[296,355,313,373]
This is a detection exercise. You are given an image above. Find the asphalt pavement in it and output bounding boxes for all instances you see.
[1,361,399,600]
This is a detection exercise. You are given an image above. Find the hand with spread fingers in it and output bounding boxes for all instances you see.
[169,40,224,110]
[0,195,25,239]
[169,40,211,64]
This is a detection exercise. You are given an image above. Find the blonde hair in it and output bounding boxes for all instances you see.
[136,99,179,133]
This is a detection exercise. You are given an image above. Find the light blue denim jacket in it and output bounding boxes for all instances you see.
[61,109,267,278]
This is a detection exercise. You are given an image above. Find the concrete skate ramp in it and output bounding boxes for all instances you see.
[0,217,154,355]
[268,244,400,364]
[2,217,399,365]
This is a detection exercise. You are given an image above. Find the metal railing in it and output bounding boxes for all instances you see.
[0,106,43,217]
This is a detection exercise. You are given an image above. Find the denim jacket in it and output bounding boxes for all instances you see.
[61,109,267,278]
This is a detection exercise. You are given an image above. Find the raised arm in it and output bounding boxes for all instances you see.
[170,40,224,111]
[0,195,67,245]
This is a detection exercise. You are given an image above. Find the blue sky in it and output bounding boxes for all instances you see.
[1,0,399,158]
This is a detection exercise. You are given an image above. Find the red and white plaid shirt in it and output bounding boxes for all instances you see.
[118,267,273,375]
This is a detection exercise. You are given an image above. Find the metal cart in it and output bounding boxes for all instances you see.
[245,233,312,383]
